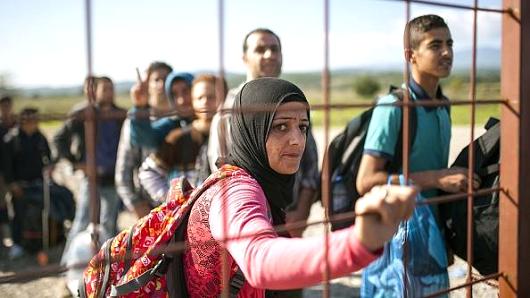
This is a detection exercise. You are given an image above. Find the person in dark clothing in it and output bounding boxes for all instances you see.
[0,95,16,137]
[2,108,51,257]
[0,95,16,242]
[55,76,126,265]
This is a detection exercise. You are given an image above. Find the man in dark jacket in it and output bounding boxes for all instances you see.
[54,76,126,256]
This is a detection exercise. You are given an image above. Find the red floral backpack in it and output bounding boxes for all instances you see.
[79,165,245,298]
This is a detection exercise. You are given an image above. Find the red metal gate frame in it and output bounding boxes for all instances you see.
[499,0,529,296]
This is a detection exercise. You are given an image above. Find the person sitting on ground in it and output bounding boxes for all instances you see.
[0,95,16,246]
[138,74,227,202]
[1,107,52,258]
[178,77,417,297]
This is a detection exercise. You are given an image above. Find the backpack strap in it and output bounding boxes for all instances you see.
[387,87,418,173]
[99,239,114,298]
[78,276,88,298]
[228,268,246,298]
[387,84,451,172]
[478,163,500,177]
[122,224,137,275]
[110,254,173,296]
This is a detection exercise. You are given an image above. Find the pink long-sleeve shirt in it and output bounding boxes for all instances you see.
[183,168,380,297]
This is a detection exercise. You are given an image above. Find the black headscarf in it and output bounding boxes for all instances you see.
[225,78,309,226]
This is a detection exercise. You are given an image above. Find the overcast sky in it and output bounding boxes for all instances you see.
[0,0,502,88]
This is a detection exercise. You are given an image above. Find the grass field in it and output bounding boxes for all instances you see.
[303,77,501,128]
[11,70,502,130]
[310,104,500,129]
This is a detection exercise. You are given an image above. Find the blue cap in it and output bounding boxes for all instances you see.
[164,71,194,106]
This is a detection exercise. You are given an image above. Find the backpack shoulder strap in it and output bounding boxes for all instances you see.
[387,86,418,172]
[326,107,374,173]
[164,165,246,298]
[228,268,246,298]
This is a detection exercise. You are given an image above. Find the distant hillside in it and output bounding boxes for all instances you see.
[13,73,246,98]
[454,47,500,70]
[11,48,500,99]
[342,47,500,71]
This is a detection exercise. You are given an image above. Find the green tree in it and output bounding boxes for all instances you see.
[353,75,381,98]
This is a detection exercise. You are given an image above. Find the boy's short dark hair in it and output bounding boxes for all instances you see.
[96,76,113,85]
[19,107,39,121]
[0,95,12,105]
[242,28,282,53]
[405,14,449,49]
[146,61,173,81]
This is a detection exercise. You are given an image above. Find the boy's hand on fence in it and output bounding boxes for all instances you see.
[435,167,481,193]
[353,185,417,252]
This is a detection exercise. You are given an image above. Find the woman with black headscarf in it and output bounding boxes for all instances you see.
[182,78,416,297]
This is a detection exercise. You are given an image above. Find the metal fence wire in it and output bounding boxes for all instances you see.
[1,0,529,297]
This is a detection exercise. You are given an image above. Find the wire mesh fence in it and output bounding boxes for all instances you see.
[1,0,528,297]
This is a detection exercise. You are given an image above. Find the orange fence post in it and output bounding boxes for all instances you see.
[499,0,530,296]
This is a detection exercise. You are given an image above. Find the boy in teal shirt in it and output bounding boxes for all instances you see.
[357,14,480,198]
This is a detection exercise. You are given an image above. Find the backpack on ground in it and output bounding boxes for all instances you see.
[324,86,419,231]
[79,165,245,298]
[439,117,500,275]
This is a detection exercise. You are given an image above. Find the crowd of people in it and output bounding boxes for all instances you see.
[0,14,481,297]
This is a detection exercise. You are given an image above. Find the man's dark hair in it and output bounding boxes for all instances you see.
[0,95,12,105]
[96,76,113,85]
[19,107,39,121]
[146,61,173,81]
[405,14,449,50]
[242,28,281,53]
